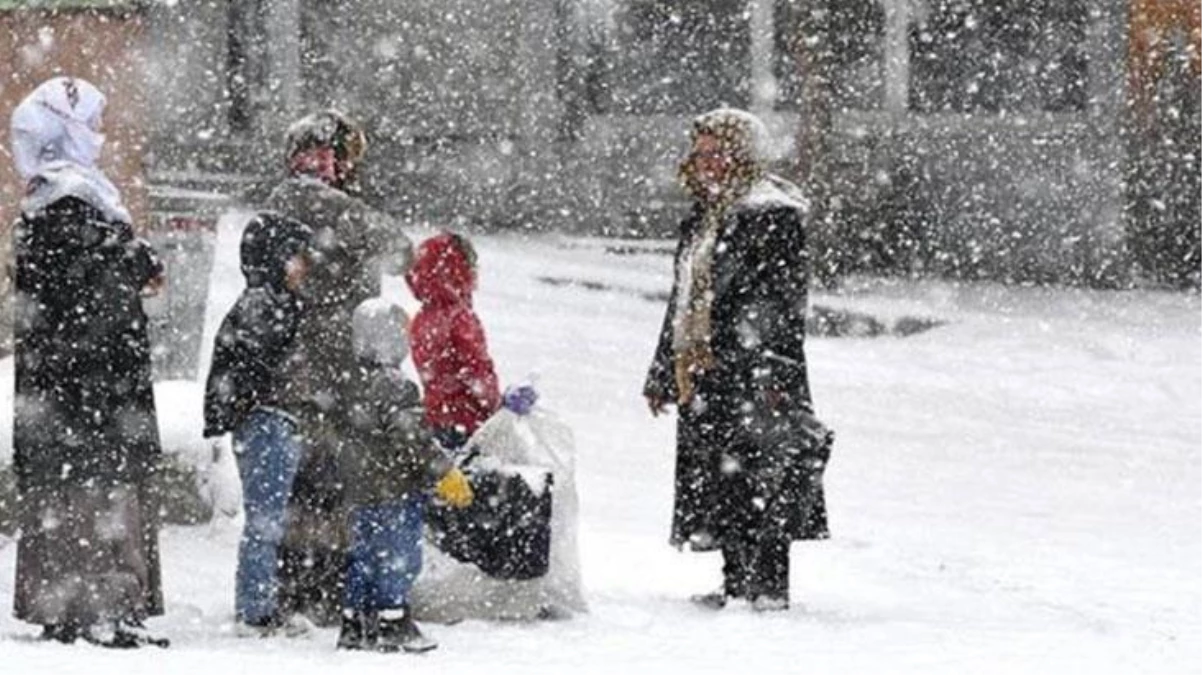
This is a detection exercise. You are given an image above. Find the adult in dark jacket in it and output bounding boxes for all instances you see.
[644,108,832,612]
[203,214,313,635]
[9,77,166,647]
[263,110,414,624]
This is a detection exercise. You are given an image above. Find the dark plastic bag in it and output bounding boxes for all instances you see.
[427,466,553,581]
[748,405,835,540]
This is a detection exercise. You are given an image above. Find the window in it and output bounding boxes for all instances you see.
[225,0,264,134]
[593,0,752,114]
[908,0,1088,114]
[773,1,887,112]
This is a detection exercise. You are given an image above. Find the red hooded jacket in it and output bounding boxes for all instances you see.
[405,233,501,436]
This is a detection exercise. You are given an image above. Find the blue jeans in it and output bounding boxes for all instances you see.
[342,497,426,612]
[233,409,303,623]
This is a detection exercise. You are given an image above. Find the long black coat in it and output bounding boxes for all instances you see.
[12,196,165,623]
[645,187,829,549]
[13,197,162,488]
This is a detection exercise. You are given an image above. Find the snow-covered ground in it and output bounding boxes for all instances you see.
[1,213,1199,674]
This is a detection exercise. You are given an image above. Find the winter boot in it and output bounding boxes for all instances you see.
[689,589,729,610]
[81,620,136,649]
[82,618,170,649]
[750,595,789,613]
[336,610,374,651]
[235,612,313,638]
[113,618,170,648]
[40,623,82,644]
[375,607,437,653]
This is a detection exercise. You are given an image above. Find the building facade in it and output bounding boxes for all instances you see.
[2,0,1199,353]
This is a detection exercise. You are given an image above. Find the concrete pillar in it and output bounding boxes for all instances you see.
[750,0,778,113]
[264,0,302,133]
[882,0,920,114]
[1082,0,1130,283]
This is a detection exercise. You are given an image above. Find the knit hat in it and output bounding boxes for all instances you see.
[285,109,367,190]
[352,297,410,367]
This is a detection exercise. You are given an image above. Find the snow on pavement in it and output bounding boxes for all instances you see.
[1,216,1199,674]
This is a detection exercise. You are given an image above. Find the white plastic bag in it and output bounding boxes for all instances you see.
[196,435,242,520]
[413,406,586,621]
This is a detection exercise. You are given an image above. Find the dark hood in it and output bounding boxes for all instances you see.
[240,212,312,290]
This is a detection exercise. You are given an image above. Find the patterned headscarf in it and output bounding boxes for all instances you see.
[672,108,770,406]
[678,107,768,207]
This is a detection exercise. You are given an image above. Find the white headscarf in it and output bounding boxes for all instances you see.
[11,76,106,178]
[9,76,128,222]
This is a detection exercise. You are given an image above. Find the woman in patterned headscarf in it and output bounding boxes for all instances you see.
[644,108,832,612]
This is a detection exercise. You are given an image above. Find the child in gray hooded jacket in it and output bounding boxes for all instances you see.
[337,298,472,653]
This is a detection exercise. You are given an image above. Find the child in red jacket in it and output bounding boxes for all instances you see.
[406,233,535,450]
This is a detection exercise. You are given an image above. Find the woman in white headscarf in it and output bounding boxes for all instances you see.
[8,77,168,647]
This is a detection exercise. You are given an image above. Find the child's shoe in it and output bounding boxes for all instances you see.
[336,610,374,651]
[689,589,729,610]
[235,612,313,638]
[375,607,437,653]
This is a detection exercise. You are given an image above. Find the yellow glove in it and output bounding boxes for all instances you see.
[434,468,474,508]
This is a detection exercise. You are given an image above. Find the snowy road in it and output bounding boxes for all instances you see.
[2,221,1199,674]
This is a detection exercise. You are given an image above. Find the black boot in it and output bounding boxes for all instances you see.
[747,536,791,613]
[40,623,81,644]
[82,618,170,649]
[690,543,753,610]
[375,607,437,653]
[336,610,374,651]
[688,590,729,610]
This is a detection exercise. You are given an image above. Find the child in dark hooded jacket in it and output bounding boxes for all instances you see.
[336,298,473,653]
[203,213,313,635]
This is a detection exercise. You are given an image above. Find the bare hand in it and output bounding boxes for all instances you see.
[646,394,669,417]
[141,271,166,298]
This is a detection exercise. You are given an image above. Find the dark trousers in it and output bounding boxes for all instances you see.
[721,537,789,601]
[432,426,471,453]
